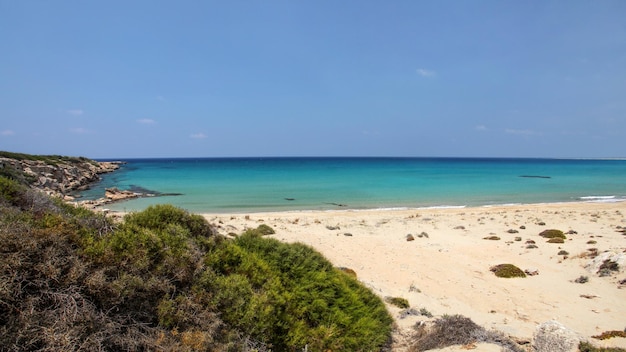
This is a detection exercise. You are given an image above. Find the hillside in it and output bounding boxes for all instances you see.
[0,151,120,199]
[0,154,394,351]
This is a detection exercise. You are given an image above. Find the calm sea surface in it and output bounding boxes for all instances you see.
[79,158,626,213]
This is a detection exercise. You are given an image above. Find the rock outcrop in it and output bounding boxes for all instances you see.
[0,155,121,198]
[532,320,580,352]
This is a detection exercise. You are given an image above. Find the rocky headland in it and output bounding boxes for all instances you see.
[0,152,121,201]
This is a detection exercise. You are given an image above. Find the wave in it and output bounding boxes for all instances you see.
[417,205,467,210]
[579,195,626,203]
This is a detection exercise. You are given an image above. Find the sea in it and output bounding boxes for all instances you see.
[78,157,626,213]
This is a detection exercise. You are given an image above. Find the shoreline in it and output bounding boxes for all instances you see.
[100,197,626,215]
[199,201,626,350]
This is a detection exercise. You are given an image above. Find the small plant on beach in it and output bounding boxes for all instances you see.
[483,235,500,240]
[587,240,597,244]
[419,308,433,318]
[409,314,523,352]
[558,250,569,255]
[579,341,626,352]
[575,275,589,283]
[598,259,620,277]
[592,330,626,340]
[547,237,565,243]
[386,296,410,309]
[242,223,275,236]
[490,264,526,278]
[539,229,566,239]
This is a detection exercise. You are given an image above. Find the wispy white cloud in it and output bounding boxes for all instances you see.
[67,109,84,116]
[505,128,540,136]
[1,129,15,136]
[70,127,90,134]
[190,133,207,139]
[475,125,488,131]
[137,118,156,124]
[416,68,436,77]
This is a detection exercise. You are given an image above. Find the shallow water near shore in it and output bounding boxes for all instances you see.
[80,157,626,213]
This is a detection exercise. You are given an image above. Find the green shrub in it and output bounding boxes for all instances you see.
[539,229,566,239]
[592,330,626,340]
[386,296,410,309]
[0,176,26,205]
[579,341,626,352]
[547,237,564,243]
[124,204,215,238]
[242,223,276,236]
[1,181,394,352]
[202,233,393,351]
[490,264,526,278]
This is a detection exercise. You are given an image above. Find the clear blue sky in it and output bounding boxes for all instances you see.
[1,1,625,158]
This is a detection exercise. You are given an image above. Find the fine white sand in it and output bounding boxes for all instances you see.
[202,202,626,350]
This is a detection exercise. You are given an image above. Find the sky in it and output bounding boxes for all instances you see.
[1,1,625,159]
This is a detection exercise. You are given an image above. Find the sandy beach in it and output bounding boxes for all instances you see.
[202,202,626,350]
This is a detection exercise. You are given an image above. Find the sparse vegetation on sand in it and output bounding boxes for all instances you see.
[409,314,523,352]
[579,341,626,352]
[539,229,566,239]
[385,296,410,309]
[483,235,500,240]
[592,330,626,340]
[0,175,393,351]
[490,264,527,278]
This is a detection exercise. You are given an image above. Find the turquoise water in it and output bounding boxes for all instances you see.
[80,158,626,213]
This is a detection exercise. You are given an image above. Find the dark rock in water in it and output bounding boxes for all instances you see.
[284,197,295,201]
[326,202,347,207]
[128,185,182,197]
[520,175,551,179]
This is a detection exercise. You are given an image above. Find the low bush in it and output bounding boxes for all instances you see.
[490,264,526,278]
[592,330,626,340]
[1,175,394,351]
[575,275,589,283]
[409,314,523,352]
[579,341,626,352]
[547,237,565,243]
[386,296,410,309]
[539,229,566,239]
[242,223,276,236]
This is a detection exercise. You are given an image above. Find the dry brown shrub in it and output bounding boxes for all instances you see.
[409,314,523,352]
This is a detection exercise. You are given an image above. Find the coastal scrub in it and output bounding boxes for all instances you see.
[490,264,526,278]
[0,175,393,351]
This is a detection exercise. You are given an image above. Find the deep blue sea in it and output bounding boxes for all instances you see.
[79,158,626,213]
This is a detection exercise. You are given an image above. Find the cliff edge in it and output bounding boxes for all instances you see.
[0,152,121,200]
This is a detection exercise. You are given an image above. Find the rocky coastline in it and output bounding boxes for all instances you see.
[0,155,121,198]
[0,153,183,211]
